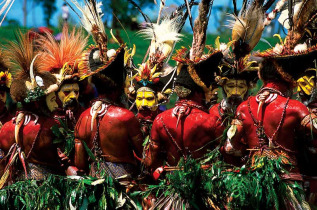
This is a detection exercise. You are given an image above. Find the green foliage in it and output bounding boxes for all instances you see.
[142,149,306,210]
[0,174,136,209]
[24,87,45,103]
[51,118,75,156]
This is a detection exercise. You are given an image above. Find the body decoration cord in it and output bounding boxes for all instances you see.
[160,117,187,160]
[247,97,295,153]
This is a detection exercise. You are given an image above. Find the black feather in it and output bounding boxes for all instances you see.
[127,0,152,23]
[233,0,238,16]
[263,0,276,11]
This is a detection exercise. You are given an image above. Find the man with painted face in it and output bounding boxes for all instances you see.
[209,59,257,153]
[0,32,64,186]
[61,1,143,181]
[128,16,182,138]
[224,41,317,208]
[144,49,223,173]
[133,62,174,137]
[37,26,87,128]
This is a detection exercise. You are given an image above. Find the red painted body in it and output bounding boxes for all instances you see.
[74,102,143,173]
[144,100,219,170]
[230,83,317,178]
[0,112,64,177]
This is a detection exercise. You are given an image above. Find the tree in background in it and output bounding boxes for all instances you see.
[34,0,57,27]
[102,0,154,29]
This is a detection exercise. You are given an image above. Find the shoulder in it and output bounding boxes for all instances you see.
[236,97,253,112]
[286,98,309,118]
[108,105,136,122]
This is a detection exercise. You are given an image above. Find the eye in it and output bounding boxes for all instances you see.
[146,97,154,100]
[50,97,56,102]
[64,91,70,96]
[137,97,142,100]
[74,91,79,95]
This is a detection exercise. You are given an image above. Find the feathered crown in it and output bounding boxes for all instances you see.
[68,0,109,62]
[228,0,276,59]
[6,31,58,103]
[139,18,183,65]
[280,0,317,50]
[37,25,88,83]
[209,36,258,86]
[173,47,223,101]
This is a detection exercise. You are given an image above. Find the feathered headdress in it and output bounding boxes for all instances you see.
[228,0,276,59]
[6,31,58,103]
[139,18,183,65]
[37,26,88,83]
[211,36,258,87]
[173,48,223,101]
[281,0,317,50]
[67,0,108,62]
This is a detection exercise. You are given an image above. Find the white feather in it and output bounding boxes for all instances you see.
[35,76,44,87]
[278,2,302,29]
[273,43,284,55]
[294,43,307,53]
[138,18,182,44]
[107,49,116,58]
[69,0,105,34]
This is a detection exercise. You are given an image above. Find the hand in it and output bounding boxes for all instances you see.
[57,148,71,168]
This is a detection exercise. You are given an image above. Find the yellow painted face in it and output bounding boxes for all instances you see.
[297,76,315,95]
[58,83,80,108]
[0,91,6,104]
[136,90,158,111]
[46,92,58,112]
[223,79,248,98]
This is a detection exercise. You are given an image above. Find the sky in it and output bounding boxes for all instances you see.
[5,0,243,33]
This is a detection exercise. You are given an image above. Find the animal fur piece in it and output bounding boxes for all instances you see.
[37,25,88,74]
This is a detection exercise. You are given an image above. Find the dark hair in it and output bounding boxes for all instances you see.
[92,74,121,95]
[259,58,294,87]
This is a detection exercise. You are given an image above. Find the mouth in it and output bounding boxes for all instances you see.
[227,95,243,105]
[63,99,78,111]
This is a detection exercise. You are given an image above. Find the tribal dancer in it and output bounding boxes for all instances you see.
[0,32,63,187]
[144,48,223,173]
[65,0,143,180]
[37,25,88,128]
[131,15,183,137]
[224,34,317,209]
